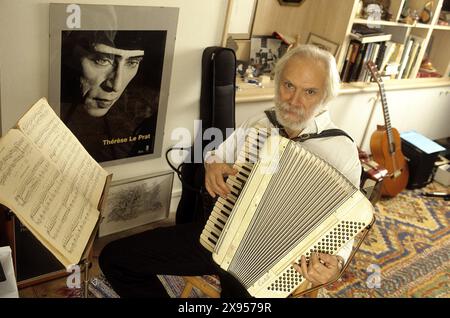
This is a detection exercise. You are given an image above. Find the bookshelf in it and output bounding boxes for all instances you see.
[224,0,450,102]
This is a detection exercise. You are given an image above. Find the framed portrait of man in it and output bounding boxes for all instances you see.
[49,4,179,165]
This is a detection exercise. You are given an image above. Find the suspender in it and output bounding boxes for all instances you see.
[264,110,354,143]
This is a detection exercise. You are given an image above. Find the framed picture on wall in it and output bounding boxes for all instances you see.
[48,4,179,165]
[228,0,258,40]
[250,36,284,74]
[306,33,340,57]
[98,171,174,237]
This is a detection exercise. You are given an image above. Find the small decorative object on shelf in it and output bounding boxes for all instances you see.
[400,8,420,24]
[355,0,364,18]
[362,0,392,21]
[419,1,434,24]
[439,8,450,25]
[236,61,249,78]
[365,3,383,21]
[420,58,437,72]
[417,58,441,78]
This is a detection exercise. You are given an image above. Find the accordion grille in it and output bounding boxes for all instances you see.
[225,139,357,288]
[267,220,366,293]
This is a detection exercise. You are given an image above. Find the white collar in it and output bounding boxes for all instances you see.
[296,109,331,136]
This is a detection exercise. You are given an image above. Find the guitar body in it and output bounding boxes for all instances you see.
[370,125,409,197]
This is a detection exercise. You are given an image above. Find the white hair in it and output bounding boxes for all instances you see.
[273,44,341,105]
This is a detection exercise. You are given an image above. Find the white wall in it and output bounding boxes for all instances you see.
[237,86,450,153]
[0,0,228,212]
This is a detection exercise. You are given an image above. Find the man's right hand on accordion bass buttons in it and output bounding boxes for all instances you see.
[293,252,344,287]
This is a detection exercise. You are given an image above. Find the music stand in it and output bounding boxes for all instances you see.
[0,259,5,282]
[79,173,112,298]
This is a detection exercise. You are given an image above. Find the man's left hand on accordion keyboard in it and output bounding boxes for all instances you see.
[293,252,344,287]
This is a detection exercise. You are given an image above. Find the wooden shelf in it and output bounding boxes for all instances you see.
[236,77,450,103]
[339,77,450,94]
[353,19,434,29]
[225,0,450,103]
[236,78,275,103]
[353,18,405,27]
[433,24,450,30]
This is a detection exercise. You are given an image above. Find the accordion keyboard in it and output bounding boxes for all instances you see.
[200,125,268,252]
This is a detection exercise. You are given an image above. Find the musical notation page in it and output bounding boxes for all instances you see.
[0,129,99,267]
[16,98,108,207]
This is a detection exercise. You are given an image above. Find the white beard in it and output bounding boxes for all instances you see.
[274,98,321,131]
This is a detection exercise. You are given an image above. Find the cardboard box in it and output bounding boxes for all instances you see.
[434,164,450,186]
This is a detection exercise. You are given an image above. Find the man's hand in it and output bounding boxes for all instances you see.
[205,163,238,198]
[293,252,344,287]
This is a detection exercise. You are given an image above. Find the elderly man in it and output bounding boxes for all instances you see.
[99,45,360,297]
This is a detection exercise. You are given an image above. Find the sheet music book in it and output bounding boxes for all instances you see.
[0,98,112,268]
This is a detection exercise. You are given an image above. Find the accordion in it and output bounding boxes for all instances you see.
[200,127,374,298]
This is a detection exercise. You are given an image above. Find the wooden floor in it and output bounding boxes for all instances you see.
[18,215,176,298]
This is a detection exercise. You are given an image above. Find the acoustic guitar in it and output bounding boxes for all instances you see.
[367,61,409,197]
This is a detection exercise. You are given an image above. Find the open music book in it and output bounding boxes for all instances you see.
[0,98,112,268]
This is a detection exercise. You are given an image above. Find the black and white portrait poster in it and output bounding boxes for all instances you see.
[49,4,178,164]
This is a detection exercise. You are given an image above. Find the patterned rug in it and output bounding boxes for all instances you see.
[88,182,449,298]
[321,182,449,297]
[86,273,218,298]
[158,275,220,298]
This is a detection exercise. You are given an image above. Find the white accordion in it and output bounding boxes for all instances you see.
[200,130,374,298]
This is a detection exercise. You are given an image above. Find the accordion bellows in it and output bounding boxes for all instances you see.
[200,132,374,298]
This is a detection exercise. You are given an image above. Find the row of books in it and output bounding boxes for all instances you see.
[340,27,425,82]
[396,35,425,79]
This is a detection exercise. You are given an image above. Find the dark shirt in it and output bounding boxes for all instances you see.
[61,99,157,163]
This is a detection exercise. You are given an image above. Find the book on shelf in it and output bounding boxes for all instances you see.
[403,41,420,78]
[404,35,425,79]
[341,40,360,82]
[0,98,112,268]
[349,32,392,44]
[357,43,376,82]
[364,43,381,82]
[350,23,392,43]
[348,43,369,82]
[351,23,384,35]
[382,43,405,78]
[342,30,394,82]
[374,41,387,70]
[397,38,414,79]
[379,41,396,74]
[385,63,400,77]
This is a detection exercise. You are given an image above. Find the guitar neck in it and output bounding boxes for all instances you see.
[379,82,395,154]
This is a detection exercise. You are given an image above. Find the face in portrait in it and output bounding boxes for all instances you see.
[60,30,167,163]
[79,43,144,117]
